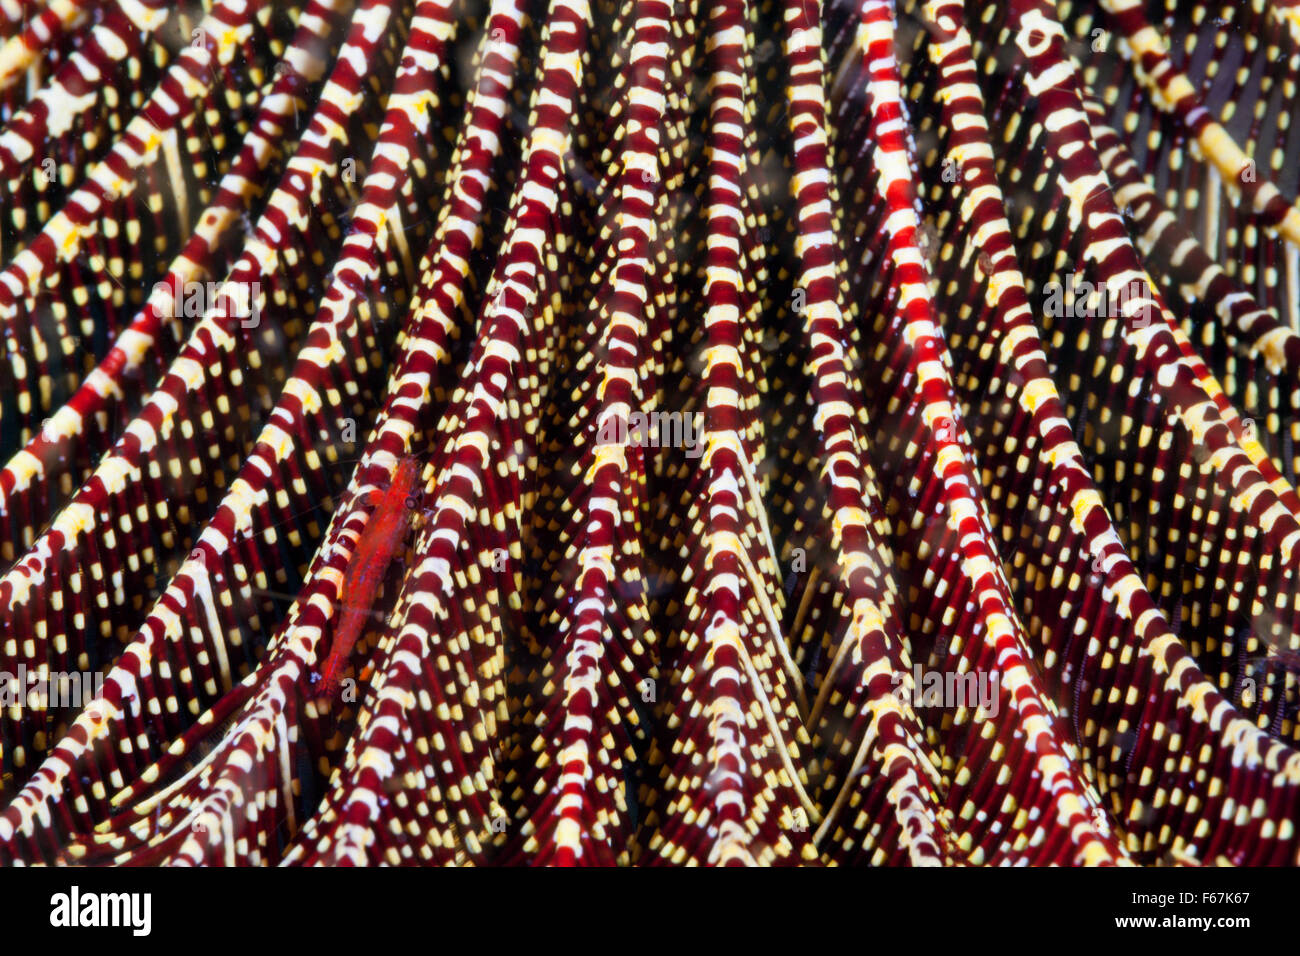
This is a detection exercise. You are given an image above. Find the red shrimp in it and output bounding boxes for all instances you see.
[316,456,423,699]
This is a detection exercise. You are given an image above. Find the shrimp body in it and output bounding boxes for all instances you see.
[317,456,423,698]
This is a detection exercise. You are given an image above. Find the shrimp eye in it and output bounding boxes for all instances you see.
[405,494,419,510]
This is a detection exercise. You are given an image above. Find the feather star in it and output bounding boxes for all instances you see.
[0,0,1294,866]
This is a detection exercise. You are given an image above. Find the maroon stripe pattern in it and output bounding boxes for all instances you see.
[0,0,1295,865]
